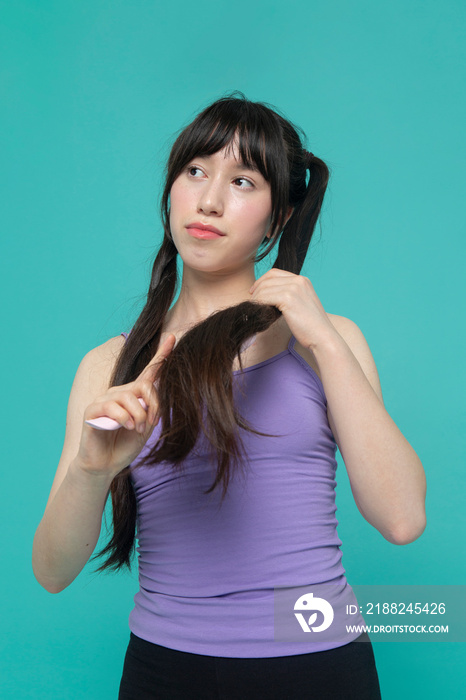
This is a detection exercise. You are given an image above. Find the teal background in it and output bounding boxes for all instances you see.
[2,0,465,697]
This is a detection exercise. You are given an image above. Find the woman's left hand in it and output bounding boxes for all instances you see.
[249,269,338,351]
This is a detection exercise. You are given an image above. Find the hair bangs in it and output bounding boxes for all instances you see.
[174,99,284,180]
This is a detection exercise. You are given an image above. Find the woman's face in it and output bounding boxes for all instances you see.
[169,142,273,277]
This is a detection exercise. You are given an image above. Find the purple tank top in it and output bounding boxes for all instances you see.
[124,334,365,656]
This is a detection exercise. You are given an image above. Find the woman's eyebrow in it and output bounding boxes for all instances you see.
[236,163,260,173]
[229,160,261,174]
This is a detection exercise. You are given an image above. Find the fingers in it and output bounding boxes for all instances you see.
[249,269,299,294]
[84,335,176,436]
[84,397,148,431]
[250,282,296,310]
[139,333,177,383]
[86,390,150,433]
[251,273,314,296]
[136,379,159,427]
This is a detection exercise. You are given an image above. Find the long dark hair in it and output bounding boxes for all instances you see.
[91,93,330,574]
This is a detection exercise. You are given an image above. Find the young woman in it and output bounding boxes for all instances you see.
[33,94,426,699]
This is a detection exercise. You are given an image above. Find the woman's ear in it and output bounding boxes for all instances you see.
[284,205,294,225]
[264,206,294,240]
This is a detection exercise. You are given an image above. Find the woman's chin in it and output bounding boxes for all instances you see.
[179,251,250,277]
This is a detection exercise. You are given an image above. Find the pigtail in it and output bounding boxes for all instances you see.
[273,154,330,275]
[112,237,178,386]
[91,237,178,573]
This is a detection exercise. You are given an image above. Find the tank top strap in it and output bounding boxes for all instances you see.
[287,334,297,352]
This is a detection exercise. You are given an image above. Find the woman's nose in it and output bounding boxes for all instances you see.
[197,181,224,216]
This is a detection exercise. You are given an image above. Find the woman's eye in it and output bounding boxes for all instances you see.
[187,166,204,177]
[234,177,254,189]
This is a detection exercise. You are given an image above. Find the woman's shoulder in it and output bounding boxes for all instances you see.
[293,313,377,375]
[75,335,126,392]
[81,334,125,367]
[325,313,380,376]
[326,313,363,340]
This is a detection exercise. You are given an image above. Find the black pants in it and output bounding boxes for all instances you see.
[118,632,382,699]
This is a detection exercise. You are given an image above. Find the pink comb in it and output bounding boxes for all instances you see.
[85,397,148,431]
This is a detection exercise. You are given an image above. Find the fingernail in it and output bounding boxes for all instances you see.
[138,422,146,434]
[125,419,134,429]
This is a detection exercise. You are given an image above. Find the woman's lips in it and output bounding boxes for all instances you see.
[186,224,224,239]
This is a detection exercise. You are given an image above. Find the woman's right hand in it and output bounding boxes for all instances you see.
[76,333,176,479]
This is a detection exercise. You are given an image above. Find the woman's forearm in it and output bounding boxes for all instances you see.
[32,459,113,593]
[313,333,426,544]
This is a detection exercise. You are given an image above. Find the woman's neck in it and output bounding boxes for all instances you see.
[164,267,256,333]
